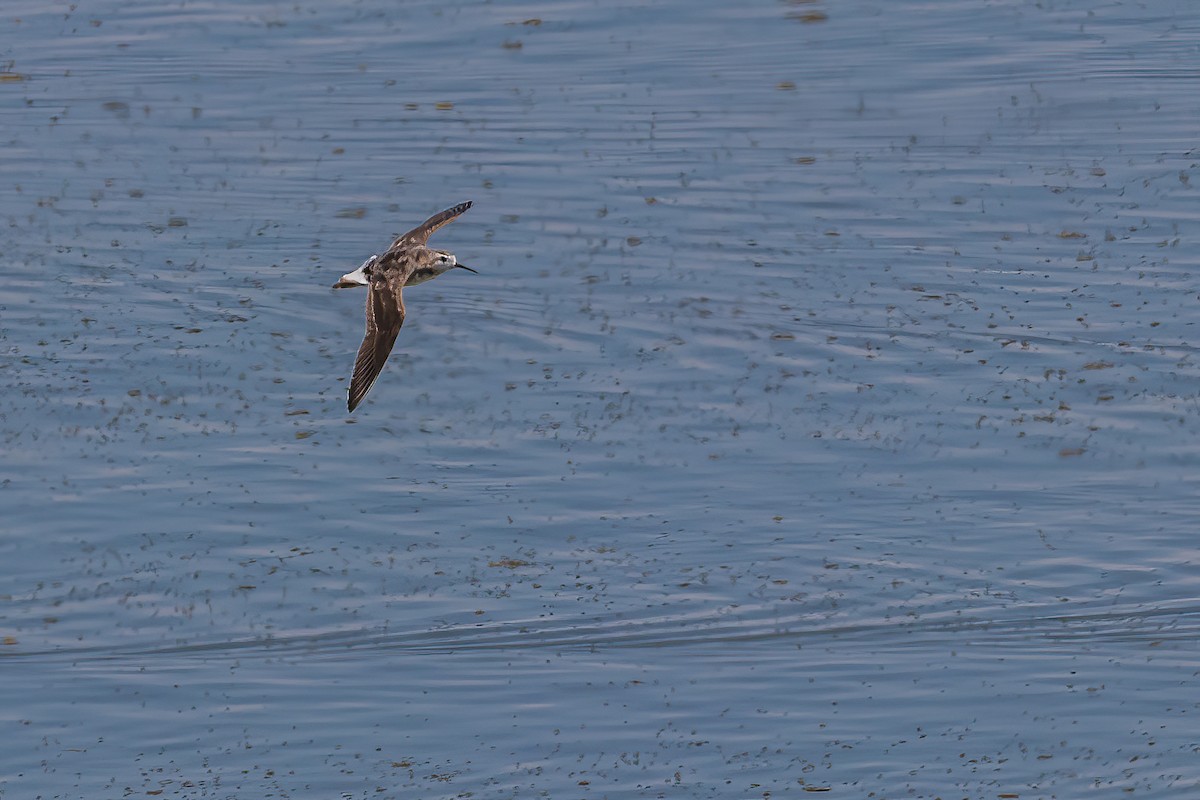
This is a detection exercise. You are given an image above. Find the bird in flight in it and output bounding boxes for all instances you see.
[332,201,476,412]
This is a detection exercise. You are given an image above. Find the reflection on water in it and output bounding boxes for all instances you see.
[3,0,1200,796]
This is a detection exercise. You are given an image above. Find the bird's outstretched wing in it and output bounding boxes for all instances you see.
[389,201,472,249]
[348,278,406,412]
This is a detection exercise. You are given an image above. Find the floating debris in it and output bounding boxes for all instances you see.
[787,11,828,23]
[489,558,530,569]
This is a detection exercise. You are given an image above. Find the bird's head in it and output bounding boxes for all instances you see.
[430,250,478,277]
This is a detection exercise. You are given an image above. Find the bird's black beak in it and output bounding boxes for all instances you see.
[456,264,478,274]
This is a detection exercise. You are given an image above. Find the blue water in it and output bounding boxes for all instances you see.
[3,0,1200,796]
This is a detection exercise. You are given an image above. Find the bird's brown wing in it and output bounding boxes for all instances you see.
[389,201,472,249]
[347,278,405,412]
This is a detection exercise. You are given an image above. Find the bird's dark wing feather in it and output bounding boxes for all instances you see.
[389,201,472,249]
[347,279,405,412]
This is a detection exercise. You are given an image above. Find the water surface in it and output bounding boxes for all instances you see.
[3,0,1200,796]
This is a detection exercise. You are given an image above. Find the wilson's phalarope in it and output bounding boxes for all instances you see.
[332,200,476,412]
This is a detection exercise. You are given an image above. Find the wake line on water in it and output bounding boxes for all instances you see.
[6,596,1200,665]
